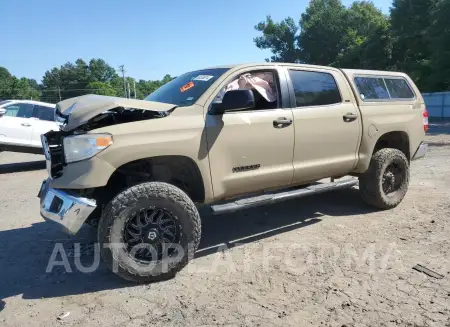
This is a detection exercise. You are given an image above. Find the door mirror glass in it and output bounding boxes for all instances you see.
[210,89,255,115]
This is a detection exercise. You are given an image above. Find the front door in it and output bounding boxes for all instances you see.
[286,67,362,183]
[0,103,35,146]
[205,67,295,200]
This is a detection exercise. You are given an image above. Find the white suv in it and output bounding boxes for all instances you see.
[0,100,59,154]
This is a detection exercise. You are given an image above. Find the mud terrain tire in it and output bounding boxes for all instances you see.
[359,148,410,210]
[98,182,201,283]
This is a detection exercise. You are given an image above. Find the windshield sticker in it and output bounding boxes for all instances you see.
[180,81,195,92]
[186,97,194,101]
[193,75,214,82]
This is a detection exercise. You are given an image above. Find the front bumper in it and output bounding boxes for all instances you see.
[38,179,97,234]
[412,142,428,160]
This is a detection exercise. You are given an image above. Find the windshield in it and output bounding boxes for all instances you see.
[145,68,230,106]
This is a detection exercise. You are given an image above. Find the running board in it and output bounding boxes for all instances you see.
[210,179,358,215]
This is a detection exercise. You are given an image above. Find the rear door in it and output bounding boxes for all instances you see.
[0,103,35,146]
[285,66,362,184]
[31,105,58,147]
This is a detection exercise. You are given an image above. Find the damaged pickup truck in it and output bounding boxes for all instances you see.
[38,63,428,282]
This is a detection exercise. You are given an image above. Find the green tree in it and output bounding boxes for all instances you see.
[16,77,40,99]
[253,0,391,69]
[41,58,119,101]
[1,58,175,102]
[0,67,12,80]
[335,1,392,69]
[27,78,40,90]
[136,75,174,99]
[390,0,438,91]
[253,0,450,90]
[161,74,174,84]
[136,80,159,98]
[254,16,302,62]
[110,76,127,97]
[0,67,40,100]
[86,81,117,96]
[427,0,450,91]
[88,59,118,83]
[299,0,347,65]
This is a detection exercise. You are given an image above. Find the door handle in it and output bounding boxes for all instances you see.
[343,113,357,122]
[21,123,31,127]
[273,117,293,128]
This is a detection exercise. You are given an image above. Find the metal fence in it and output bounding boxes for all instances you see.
[422,92,450,118]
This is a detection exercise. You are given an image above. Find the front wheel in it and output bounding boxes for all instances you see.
[98,182,201,283]
[359,148,410,210]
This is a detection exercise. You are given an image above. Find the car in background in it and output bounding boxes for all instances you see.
[0,100,59,154]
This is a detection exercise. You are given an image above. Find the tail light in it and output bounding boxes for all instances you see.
[423,110,429,132]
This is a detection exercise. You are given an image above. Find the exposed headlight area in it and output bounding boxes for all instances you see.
[63,134,113,163]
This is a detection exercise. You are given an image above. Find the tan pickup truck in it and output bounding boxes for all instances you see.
[38,63,428,282]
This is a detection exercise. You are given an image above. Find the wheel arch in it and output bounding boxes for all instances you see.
[372,131,410,160]
[354,130,411,174]
[98,155,206,205]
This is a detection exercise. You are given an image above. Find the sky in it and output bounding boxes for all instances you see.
[1,0,392,82]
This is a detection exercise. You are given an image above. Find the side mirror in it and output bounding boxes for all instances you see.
[210,89,255,115]
[0,108,6,116]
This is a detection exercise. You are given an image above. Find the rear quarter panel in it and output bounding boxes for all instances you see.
[342,70,426,172]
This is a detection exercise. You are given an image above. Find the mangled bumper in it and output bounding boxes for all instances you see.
[38,179,97,234]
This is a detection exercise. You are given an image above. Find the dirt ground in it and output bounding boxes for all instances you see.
[0,122,449,327]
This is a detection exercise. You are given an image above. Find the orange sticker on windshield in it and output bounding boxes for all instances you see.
[180,81,194,92]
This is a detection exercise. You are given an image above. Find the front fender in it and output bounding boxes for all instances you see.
[52,106,215,203]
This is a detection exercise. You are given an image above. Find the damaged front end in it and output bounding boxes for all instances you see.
[55,94,176,132]
[44,95,176,176]
[39,130,97,234]
[62,106,170,132]
[38,94,176,234]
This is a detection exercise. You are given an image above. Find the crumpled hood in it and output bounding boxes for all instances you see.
[56,94,176,131]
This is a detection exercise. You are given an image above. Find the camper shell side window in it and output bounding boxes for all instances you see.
[354,75,416,101]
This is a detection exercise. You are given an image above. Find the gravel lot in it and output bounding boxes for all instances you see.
[0,122,449,327]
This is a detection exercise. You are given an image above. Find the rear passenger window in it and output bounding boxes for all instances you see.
[354,77,390,100]
[384,78,414,99]
[289,70,342,107]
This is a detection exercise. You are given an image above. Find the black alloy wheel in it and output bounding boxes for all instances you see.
[381,162,404,195]
[123,207,181,262]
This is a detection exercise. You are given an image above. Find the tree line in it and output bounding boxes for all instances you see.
[255,0,450,92]
[0,59,173,103]
[1,0,449,103]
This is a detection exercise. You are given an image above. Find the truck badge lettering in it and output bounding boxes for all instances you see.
[232,164,261,173]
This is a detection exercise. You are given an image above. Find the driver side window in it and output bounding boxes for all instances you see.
[214,71,281,110]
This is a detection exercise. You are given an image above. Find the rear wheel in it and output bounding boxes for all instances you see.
[98,182,201,283]
[359,148,410,209]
